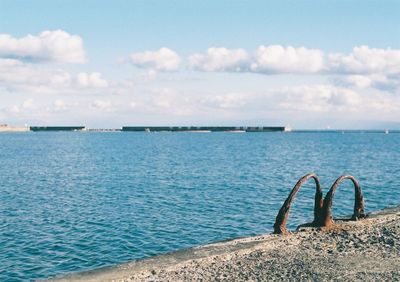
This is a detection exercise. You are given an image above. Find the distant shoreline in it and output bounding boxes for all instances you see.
[1,128,399,134]
[2,123,400,133]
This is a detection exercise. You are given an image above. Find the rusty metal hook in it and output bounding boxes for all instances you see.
[320,175,366,227]
[273,174,366,234]
[273,173,323,234]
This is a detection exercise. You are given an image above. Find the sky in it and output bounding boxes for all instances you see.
[0,0,400,129]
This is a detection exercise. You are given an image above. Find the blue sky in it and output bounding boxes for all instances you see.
[1,0,400,128]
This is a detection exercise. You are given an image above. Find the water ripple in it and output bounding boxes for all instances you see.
[0,132,399,281]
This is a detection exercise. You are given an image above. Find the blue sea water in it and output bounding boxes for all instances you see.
[0,131,399,281]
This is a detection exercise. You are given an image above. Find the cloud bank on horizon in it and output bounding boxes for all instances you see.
[1,28,400,129]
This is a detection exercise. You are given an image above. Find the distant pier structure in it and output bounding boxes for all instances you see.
[30,126,85,132]
[5,125,291,132]
[122,126,288,132]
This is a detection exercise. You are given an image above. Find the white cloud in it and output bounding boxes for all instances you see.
[328,88,361,107]
[140,88,195,116]
[21,99,34,109]
[329,46,400,75]
[335,74,378,88]
[188,48,249,72]
[0,58,72,93]
[5,99,34,114]
[334,74,393,88]
[0,58,23,67]
[202,93,247,109]
[53,100,67,111]
[328,46,400,93]
[187,45,400,79]
[129,48,181,71]
[76,72,109,88]
[188,45,324,74]
[125,45,400,96]
[0,58,110,94]
[151,88,177,108]
[0,30,86,64]
[251,45,325,73]
[278,85,361,112]
[332,73,400,94]
[185,45,400,94]
[90,100,112,111]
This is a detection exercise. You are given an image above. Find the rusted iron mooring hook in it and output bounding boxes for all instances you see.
[320,175,366,228]
[273,173,323,234]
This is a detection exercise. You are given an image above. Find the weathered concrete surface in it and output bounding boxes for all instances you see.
[49,206,400,282]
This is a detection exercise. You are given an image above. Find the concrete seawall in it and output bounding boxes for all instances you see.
[49,206,400,281]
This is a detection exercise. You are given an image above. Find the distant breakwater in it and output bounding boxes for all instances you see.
[28,126,288,132]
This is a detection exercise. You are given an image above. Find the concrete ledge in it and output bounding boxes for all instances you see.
[48,206,400,281]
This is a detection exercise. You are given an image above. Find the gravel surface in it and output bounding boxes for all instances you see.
[51,207,400,282]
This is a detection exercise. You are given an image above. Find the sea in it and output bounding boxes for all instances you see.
[0,131,399,281]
